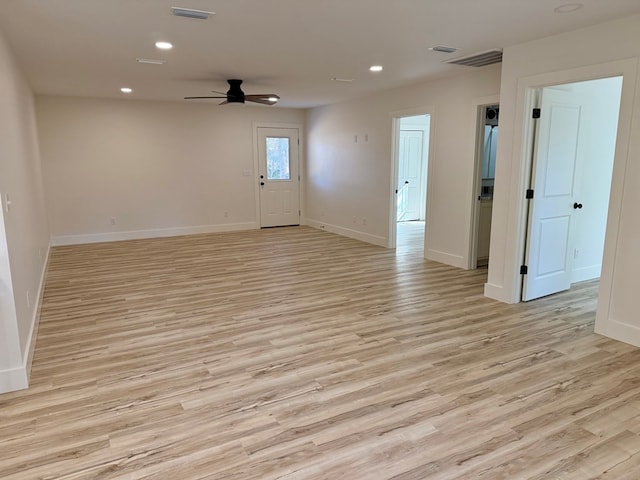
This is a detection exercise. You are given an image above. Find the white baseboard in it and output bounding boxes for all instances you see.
[51,222,259,246]
[0,366,28,393]
[305,219,388,247]
[0,244,51,394]
[24,243,51,378]
[597,318,640,349]
[571,264,601,284]
[484,282,519,304]
[425,248,466,269]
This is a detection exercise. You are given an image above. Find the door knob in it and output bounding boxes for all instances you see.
[573,202,583,209]
[260,182,265,186]
[405,180,409,184]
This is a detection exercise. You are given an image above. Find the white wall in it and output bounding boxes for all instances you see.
[0,30,50,392]
[305,65,501,265]
[36,96,305,245]
[486,14,640,346]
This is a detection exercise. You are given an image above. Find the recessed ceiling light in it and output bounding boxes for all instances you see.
[429,45,459,54]
[136,58,166,65]
[120,87,133,93]
[554,3,583,13]
[369,65,383,72]
[155,41,173,50]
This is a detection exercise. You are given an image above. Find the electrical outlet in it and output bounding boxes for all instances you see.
[26,291,31,309]
[352,216,357,224]
[354,135,358,143]
[574,248,579,259]
[224,211,229,218]
[362,218,367,226]
[110,217,117,225]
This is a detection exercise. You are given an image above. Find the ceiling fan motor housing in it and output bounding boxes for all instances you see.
[227,79,245,103]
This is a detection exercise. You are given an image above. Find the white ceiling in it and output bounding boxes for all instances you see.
[1,1,639,108]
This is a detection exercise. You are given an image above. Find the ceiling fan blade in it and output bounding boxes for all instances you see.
[219,100,229,105]
[245,94,280,105]
[184,96,227,99]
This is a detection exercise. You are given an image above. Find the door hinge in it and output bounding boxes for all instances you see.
[525,189,534,199]
[298,210,301,216]
[520,265,528,275]
[532,108,541,119]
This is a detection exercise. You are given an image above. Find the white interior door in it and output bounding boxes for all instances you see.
[257,127,300,227]
[523,88,583,301]
[397,129,424,221]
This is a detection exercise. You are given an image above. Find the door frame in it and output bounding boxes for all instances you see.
[252,122,304,228]
[388,106,434,251]
[505,59,636,333]
[468,95,500,270]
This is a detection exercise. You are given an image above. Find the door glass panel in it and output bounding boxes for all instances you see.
[266,137,290,180]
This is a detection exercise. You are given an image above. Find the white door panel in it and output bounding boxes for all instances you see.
[523,89,582,301]
[397,130,424,221]
[258,127,300,227]
[536,216,571,276]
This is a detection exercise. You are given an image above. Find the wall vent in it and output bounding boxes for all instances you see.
[445,49,503,67]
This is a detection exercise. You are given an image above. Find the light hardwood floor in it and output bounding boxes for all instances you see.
[396,221,425,257]
[2,226,640,479]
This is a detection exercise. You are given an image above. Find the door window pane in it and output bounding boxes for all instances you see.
[266,137,290,180]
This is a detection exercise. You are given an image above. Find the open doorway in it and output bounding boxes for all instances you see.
[393,114,430,256]
[521,76,623,301]
[471,104,499,268]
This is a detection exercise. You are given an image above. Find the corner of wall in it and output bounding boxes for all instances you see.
[0,367,28,394]
[0,242,50,394]
[484,281,519,304]
[24,243,51,378]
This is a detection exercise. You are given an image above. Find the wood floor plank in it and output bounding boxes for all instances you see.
[1,226,639,479]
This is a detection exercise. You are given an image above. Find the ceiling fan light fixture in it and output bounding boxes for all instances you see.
[155,41,173,50]
[369,65,383,72]
[184,79,280,106]
[171,6,215,20]
[120,87,133,93]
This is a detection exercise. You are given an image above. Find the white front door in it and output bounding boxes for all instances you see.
[522,88,583,301]
[257,127,300,228]
[397,129,424,221]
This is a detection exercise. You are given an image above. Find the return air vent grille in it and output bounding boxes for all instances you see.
[446,49,503,67]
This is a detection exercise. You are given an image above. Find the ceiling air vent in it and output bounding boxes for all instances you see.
[446,49,503,67]
[171,6,215,19]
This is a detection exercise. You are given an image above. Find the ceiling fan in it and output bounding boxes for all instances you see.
[184,79,280,105]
